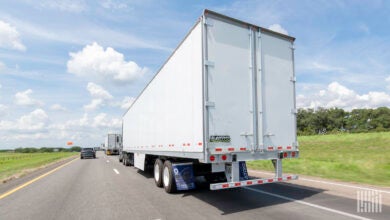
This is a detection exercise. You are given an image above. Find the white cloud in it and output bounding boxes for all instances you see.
[92,113,121,128]
[87,82,113,99]
[357,23,370,34]
[268,24,288,35]
[297,82,390,110]
[18,109,49,131]
[386,76,390,90]
[14,89,44,106]
[50,104,67,111]
[50,112,121,131]
[0,20,26,51]
[37,0,87,13]
[0,104,8,116]
[84,99,103,111]
[67,42,148,84]
[0,61,5,71]
[0,108,49,132]
[119,96,135,109]
[84,82,113,111]
[101,0,128,10]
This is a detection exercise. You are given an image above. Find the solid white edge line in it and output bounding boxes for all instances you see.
[249,170,390,194]
[244,187,372,220]
[113,169,119,174]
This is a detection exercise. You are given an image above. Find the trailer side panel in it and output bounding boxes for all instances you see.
[123,23,204,157]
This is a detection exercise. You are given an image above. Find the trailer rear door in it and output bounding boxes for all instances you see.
[205,15,255,151]
[204,14,296,152]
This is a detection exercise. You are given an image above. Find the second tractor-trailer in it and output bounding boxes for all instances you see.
[121,9,299,193]
[105,134,122,155]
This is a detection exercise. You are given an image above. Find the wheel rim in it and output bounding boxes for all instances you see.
[154,163,160,182]
[163,166,170,187]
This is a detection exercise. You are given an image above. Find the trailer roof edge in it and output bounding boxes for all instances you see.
[203,9,295,42]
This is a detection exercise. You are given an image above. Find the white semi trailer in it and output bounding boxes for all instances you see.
[122,9,299,193]
[105,134,122,155]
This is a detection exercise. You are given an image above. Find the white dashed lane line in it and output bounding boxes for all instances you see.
[113,169,120,174]
[244,187,371,220]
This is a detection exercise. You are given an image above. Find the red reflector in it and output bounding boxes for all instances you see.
[268,179,273,183]
[278,178,283,181]
[287,176,292,180]
[215,148,222,152]
[287,146,292,149]
[228,148,234,151]
[283,152,288,158]
[258,180,263,184]
[235,182,241,186]
[247,181,252,185]
[221,155,227,161]
[187,143,190,146]
[209,155,215,162]
[240,147,246,151]
[222,184,229,188]
[277,146,282,150]
[291,152,296,157]
[267,146,273,150]
[198,142,202,146]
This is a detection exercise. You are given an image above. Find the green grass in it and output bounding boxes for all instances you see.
[0,152,77,182]
[247,132,390,186]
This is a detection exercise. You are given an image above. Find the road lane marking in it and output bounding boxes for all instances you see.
[106,160,110,163]
[113,169,119,174]
[0,157,78,200]
[244,187,371,220]
[249,170,390,194]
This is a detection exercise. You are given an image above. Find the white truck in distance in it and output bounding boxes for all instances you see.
[104,134,122,155]
[121,9,299,193]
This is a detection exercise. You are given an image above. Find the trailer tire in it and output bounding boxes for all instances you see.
[154,159,164,187]
[119,154,123,163]
[162,160,176,193]
[123,154,129,166]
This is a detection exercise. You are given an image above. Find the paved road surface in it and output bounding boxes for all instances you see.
[0,152,388,220]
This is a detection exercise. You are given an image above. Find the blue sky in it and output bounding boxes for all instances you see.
[0,0,389,148]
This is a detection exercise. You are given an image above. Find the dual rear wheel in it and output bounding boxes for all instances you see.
[154,159,176,193]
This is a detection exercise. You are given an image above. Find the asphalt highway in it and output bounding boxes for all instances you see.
[0,151,388,220]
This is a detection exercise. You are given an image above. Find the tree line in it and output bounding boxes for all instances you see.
[297,107,390,135]
[12,146,82,153]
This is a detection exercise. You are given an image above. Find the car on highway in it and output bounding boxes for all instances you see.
[80,148,96,159]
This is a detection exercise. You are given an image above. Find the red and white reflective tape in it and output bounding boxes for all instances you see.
[213,147,249,153]
[267,146,294,151]
[210,175,298,190]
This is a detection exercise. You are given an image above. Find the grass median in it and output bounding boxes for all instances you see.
[247,132,390,186]
[0,152,78,183]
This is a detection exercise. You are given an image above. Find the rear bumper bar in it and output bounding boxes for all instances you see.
[210,175,298,190]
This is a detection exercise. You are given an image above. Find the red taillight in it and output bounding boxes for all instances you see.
[283,152,288,158]
[209,155,215,162]
[291,152,296,157]
[221,155,227,161]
